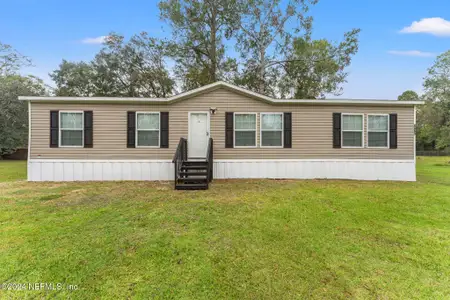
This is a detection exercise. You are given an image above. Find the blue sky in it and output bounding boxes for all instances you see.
[1,0,449,99]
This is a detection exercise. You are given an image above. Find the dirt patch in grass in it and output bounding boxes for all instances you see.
[434,162,450,167]
[38,194,63,201]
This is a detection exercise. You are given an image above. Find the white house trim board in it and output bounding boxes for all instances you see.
[28,159,416,182]
[27,101,32,181]
[414,106,417,161]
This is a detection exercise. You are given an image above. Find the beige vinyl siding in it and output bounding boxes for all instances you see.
[30,88,415,160]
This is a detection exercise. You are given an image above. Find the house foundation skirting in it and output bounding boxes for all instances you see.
[27,159,416,182]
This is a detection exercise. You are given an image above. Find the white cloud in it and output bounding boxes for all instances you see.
[81,36,109,45]
[387,50,435,57]
[400,17,450,36]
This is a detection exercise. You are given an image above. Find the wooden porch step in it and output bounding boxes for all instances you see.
[181,165,208,170]
[183,161,208,165]
[179,171,208,176]
[177,177,207,183]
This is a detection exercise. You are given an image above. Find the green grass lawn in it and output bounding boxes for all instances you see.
[0,160,26,182]
[0,158,450,299]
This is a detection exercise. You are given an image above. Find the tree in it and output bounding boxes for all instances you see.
[93,33,175,97]
[233,0,359,97]
[398,90,419,101]
[51,33,175,97]
[233,0,318,96]
[50,60,96,97]
[0,42,31,75]
[417,50,450,149]
[424,51,450,100]
[0,75,49,156]
[159,0,239,90]
[279,32,359,99]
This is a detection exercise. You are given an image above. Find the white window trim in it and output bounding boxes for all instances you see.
[341,113,364,148]
[367,114,390,149]
[59,111,84,148]
[260,112,284,148]
[135,111,160,148]
[234,112,258,148]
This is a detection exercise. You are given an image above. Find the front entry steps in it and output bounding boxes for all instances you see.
[173,137,213,190]
[175,161,209,190]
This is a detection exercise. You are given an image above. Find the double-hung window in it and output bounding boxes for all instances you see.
[260,113,283,147]
[342,114,364,147]
[136,112,160,147]
[368,114,389,147]
[234,113,257,147]
[59,111,83,147]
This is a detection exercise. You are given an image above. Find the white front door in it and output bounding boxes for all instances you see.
[188,112,209,158]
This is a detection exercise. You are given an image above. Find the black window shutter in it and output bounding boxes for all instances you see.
[160,112,169,148]
[50,110,59,148]
[389,113,398,149]
[127,111,136,148]
[225,112,234,148]
[333,113,341,148]
[283,112,292,148]
[84,111,93,148]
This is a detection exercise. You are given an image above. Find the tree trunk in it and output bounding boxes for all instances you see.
[257,20,265,94]
[210,7,217,83]
[258,48,265,94]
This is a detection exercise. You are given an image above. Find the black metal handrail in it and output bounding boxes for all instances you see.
[173,138,187,186]
[206,138,213,182]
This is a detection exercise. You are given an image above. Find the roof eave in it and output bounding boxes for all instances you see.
[17,96,425,106]
[18,81,425,106]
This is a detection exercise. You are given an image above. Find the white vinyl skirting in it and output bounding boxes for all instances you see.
[27,159,416,182]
